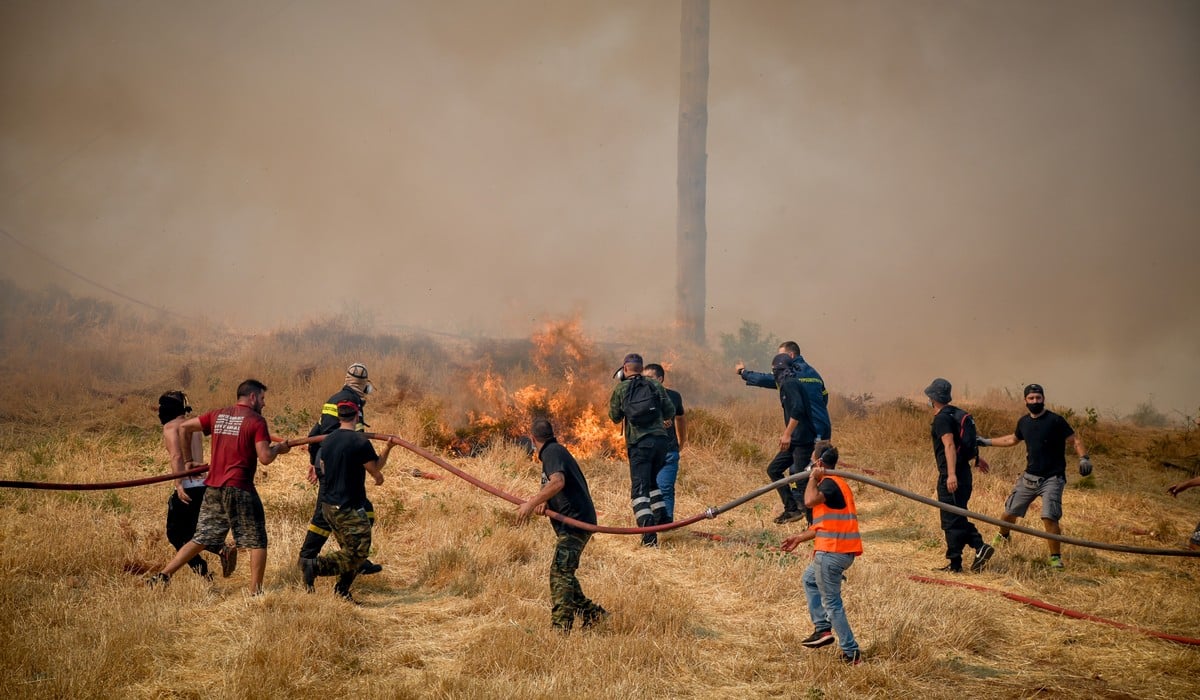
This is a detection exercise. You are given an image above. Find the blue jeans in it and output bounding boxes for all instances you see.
[802,551,859,654]
[656,451,680,520]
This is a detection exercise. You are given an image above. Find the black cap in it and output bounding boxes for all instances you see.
[818,446,839,467]
[771,353,793,370]
[1023,383,1044,397]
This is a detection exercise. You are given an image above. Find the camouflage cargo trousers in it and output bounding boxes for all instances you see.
[313,503,372,579]
[550,532,605,631]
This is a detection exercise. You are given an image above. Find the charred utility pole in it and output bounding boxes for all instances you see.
[676,0,710,345]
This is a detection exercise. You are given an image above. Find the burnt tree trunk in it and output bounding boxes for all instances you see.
[676,0,709,345]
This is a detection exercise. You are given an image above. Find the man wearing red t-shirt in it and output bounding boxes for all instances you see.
[149,379,290,595]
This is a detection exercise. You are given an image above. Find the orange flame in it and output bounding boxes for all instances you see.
[440,317,623,457]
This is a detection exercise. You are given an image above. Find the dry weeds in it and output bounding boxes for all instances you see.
[1,298,1198,699]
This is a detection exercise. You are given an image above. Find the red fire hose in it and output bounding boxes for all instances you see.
[910,575,1200,646]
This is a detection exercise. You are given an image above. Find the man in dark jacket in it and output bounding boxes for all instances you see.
[516,418,608,633]
[609,352,676,546]
[298,363,384,574]
[764,353,820,524]
[737,340,831,514]
[735,340,831,443]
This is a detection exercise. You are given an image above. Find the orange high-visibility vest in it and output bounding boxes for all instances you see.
[812,474,862,555]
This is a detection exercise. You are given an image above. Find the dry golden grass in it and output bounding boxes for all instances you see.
[1,296,1199,699]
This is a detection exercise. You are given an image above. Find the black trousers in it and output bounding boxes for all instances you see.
[627,434,669,544]
[766,442,814,521]
[167,485,219,573]
[937,473,983,564]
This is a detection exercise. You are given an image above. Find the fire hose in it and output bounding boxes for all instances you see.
[1,432,1198,557]
[909,575,1200,646]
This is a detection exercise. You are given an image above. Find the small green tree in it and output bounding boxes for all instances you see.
[719,320,780,366]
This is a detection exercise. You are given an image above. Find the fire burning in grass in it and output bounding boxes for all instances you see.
[436,318,624,458]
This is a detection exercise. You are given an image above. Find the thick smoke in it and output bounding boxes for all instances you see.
[0,1,1197,413]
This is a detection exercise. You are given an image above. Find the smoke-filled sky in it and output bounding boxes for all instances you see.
[1,1,1198,415]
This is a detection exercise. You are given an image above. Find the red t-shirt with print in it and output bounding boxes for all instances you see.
[199,405,269,491]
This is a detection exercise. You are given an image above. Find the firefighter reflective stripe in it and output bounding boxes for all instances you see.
[632,496,653,520]
[321,403,365,431]
[812,474,862,555]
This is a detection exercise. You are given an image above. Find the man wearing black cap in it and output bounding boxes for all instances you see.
[299,400,388,601]
[765,353,820,525]
[299,363,384,575]
[159,390,236,579]
[977,383,1090,569]
[516,418,607,633]
[609,352,676,546]
[924,378,993,573]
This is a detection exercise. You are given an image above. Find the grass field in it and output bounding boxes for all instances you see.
[1,290,1198,699]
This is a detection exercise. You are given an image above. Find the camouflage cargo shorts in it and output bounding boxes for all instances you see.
[193,485,268,549]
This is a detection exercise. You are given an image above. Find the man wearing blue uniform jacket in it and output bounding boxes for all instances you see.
[736,340,831,519]
[735,340,831,442]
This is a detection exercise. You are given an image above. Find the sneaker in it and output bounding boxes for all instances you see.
[219,545,238,578]
[841,650,863,665]
[773,510,805,525]
[1048,554,1064,570]
[971,543,996,573]
[359,560,383,576]
[991,533,1010,548]
[146,572,170,588]
[801,629,835,648]
[934,563,963,574]
[298,557,318,592]
[580,606,610,629]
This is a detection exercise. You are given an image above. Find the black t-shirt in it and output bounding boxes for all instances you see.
[930,405,972,476]
[664,388,685,451]
[538,439,597,537]
[317,428,379,508]
[817,476,846,510]
[1015,411,1075,478]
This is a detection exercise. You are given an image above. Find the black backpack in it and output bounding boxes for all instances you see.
[951,407,979,461]
[622,375,661,429]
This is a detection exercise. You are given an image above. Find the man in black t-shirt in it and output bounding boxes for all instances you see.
[644,363,687,523]
[299,363,383,576]
[516,418,608,633]
[298,401,391,600]
[924,378,992,573]
[977,383,1091,570]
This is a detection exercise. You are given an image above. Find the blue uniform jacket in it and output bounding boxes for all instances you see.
[742,355,832,440]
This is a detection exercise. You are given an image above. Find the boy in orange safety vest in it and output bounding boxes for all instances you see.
[782,442,863,665]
